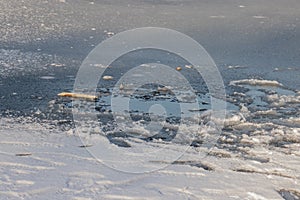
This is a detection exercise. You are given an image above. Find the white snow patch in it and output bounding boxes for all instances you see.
[253,16,267,19]
[210,15,226,18]
[15,180,35,185]
[230,79,283,87]
[247,192,268,200]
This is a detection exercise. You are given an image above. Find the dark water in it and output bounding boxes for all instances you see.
[0,0,299,120]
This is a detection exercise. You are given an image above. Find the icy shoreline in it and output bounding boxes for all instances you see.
[0,119,299,199]
[1,78,300,199]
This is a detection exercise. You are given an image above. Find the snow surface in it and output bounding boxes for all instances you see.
[1,79,300,199]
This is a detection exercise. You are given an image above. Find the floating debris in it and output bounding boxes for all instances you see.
[229,79,284,87]
[188,108,208,112]
[50,63,65,67]
[119,83,124,90]
[58,92,98,101]
[106,32,115,36]
[40,76,55,80]
[157,86,171,93]
[79,144,93,148]
[102,75,113,80]
[16,153,32,157]
[176,66,182,71]
[227,65,246,69]
[104,30,115,36]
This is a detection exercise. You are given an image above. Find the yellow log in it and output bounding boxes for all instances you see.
[58,92,98,101]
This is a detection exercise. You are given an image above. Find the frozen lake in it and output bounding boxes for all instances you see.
[0,0,299,199]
